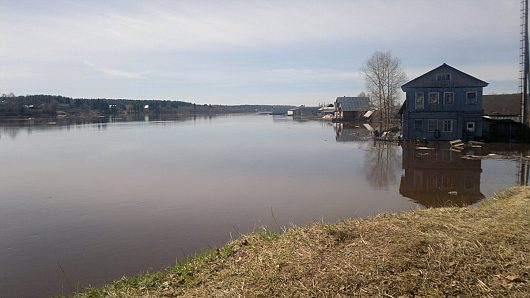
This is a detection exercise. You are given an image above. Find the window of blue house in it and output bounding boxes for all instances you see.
[466,122,475,132]
[413,119,423,131]
[442,120,454,132]
[444,92,454,104]
[436,73,451,81]
[427,119,437,132]
[429,93,439,105]
[415,92,424,109]
[466,92,477,104]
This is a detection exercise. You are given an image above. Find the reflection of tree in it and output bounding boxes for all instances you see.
[3,126,20,140]
[363,142,401,189]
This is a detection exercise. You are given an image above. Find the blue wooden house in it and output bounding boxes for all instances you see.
[400,63,488,141]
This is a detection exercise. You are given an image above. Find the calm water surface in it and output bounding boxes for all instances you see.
[0,115,526,297]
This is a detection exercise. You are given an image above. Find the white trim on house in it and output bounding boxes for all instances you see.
[443,92,454,105]
[466,121,476,132]
[427,119,438,132]
[436,73,451,81]
[415,92,424,109]
[428,92,439,105]
[413,119,423,131]
[442,119,454,132]
[466,91,478,104]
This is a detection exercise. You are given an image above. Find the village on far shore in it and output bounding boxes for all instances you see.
[280,63,524,144]
[1,63,524,145]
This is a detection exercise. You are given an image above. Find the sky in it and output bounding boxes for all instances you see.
[0,0,521,105]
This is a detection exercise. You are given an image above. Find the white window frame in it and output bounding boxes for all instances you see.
[413,119,423,132]
[466,91,478,104]
[436,73,451,81]
[443,92,454,105]
[415,92,424,109]
[466,121,476,132]
[429,92,439,105]
[442,119,454,132]
[427,119,438,132]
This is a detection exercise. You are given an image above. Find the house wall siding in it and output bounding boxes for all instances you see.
[403,78,485,141]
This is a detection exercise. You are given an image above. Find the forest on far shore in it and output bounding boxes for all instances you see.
[0,94,292,117]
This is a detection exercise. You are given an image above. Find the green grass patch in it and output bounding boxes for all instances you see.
[72,187,530,298]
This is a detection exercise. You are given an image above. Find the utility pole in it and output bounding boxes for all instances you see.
[521,0,529,139]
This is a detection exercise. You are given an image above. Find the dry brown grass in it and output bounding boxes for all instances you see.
[74,187,530,297]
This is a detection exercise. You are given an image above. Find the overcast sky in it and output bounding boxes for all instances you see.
[0,0,521,105]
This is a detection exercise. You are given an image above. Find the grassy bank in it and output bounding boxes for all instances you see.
[74,187,530,297]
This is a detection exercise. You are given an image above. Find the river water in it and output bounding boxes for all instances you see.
[0,115,527,297]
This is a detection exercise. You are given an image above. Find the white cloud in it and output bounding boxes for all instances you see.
[0,0,521,103]
[142,67,360,93]
[83,61,144,79]
[0,0,519,59]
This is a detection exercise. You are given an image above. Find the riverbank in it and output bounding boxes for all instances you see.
[73,187,529,297]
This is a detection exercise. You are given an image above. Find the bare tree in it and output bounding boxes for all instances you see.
[361,51,406,129]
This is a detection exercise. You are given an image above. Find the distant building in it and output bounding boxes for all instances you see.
[481,93,523,142]
[319,104,335,116]
[334,96,370,121]
[287,106,320,117]
[483,93,522,122]
[271,106,290,115]
[401,63,488,141]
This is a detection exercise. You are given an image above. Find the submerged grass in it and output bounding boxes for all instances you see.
[73,187,530,297]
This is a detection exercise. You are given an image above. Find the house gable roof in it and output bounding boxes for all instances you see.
[335,96,370,112]
[401,63,488,90]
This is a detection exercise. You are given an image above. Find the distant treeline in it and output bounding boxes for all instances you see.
[0,94,293,117]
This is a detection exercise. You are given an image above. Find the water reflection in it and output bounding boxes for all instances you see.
[519,159,530,186]
[399,143,484,207]
[1,115,528,298]
[486,143,530,186]
[364,142,401,190]
[334,123,401,190]
[0,114,224,141]
[334,123,372,142]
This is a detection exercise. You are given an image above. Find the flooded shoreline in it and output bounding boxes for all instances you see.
[72,187,530,297]
[0,115,528,297]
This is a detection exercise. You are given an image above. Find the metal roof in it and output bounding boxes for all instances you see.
[335,96,370,112]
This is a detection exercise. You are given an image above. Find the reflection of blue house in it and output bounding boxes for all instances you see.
[401,64,488,141]
[399,143,484,207]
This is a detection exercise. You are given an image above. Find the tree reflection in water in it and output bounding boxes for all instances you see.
[363,141,401,190]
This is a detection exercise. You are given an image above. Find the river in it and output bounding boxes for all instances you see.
[0,114,527,297]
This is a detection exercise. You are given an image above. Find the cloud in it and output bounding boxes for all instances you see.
[0,0,519,59]
[0,0,521,103]
[83,61,144,79]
